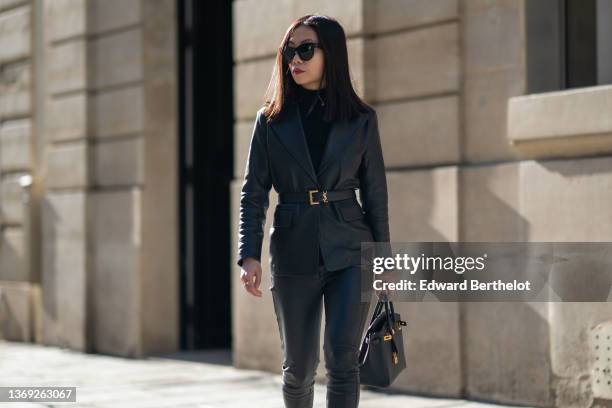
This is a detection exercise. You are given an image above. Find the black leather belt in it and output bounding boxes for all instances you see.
[278,189,356,205]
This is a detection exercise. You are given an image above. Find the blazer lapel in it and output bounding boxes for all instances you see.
[316,109,367,177]
[270,102,368,187]
[269,102,318,185]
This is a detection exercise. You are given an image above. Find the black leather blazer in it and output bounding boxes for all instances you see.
[237,100,390,276]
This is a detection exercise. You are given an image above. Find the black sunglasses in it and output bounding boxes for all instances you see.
[281,42,321,64]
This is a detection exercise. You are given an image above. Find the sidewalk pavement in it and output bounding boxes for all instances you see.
[0,340,533,408]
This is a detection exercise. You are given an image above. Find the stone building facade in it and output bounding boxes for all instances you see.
[1,0,611,406]
[0,0,178,355]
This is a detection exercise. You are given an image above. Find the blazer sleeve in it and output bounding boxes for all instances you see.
[237,108,272,267]
[358,110,390,243]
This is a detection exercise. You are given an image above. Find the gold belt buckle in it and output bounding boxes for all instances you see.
[308,189,320,205]
[309,189,329,205]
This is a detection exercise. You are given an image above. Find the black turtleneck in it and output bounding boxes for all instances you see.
[295,85,331,173]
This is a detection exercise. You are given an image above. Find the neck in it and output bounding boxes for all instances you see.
[299,79,325,90]
[296,85,326,115]
[298,85,326,98]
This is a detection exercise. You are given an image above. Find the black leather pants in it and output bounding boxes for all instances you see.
[270,247,373,407]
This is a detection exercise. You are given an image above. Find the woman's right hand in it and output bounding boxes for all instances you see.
[240,257,263,297]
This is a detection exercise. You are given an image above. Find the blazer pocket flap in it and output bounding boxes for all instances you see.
[338,203,365,221]
[273,209,293,227]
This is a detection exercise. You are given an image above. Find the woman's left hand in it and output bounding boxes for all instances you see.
[374,282,394,301]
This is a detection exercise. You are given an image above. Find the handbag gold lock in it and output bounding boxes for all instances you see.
[383,333,392,341]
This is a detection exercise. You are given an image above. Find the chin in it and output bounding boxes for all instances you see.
[294,76,310,85]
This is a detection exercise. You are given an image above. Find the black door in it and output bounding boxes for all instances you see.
[177,0,233,350]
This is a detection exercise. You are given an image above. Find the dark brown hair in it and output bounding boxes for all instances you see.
[262,14,372,124]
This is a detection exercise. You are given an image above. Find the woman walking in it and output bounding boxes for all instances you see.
[237,14,390,408]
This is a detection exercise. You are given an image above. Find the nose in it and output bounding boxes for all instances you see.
[290,52,303,65]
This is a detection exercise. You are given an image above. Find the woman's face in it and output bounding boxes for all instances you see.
[286,25,325,90]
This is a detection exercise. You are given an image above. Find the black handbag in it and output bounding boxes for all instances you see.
[358,295,407,387]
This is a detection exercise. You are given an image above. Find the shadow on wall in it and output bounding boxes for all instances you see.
[378,166,557,406]
[0,287,26,340]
